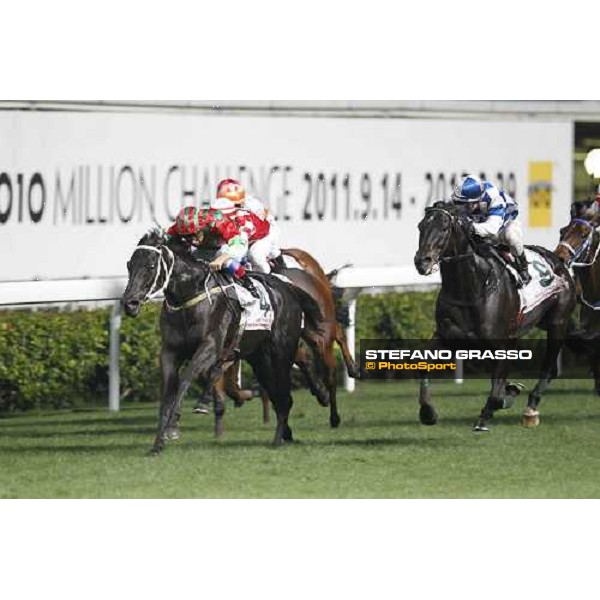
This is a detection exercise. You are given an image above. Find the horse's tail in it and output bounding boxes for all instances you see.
[326,264,353,328]
[288,284,324,334]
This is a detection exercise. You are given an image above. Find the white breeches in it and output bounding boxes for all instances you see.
[498,219,524,256]
[248,229,281,273]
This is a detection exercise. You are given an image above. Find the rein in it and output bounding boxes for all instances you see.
[134,244,175,300]
[164,283,235,312]
[558,219,600,311]
[423,206,497,304]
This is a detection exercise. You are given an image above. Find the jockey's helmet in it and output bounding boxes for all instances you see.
[217,178,246,205]
[167,207,211,236]
[452,175,484,203]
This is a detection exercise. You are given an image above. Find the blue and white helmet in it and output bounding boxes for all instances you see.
[452,175,484,203]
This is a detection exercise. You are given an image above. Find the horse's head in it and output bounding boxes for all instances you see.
[414,202,469,275]
[122,228,174,317]
[556,217,599,266]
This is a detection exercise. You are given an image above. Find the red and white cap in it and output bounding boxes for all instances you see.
[216,179,246,205]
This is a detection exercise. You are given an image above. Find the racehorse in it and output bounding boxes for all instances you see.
[555,215,600,393]
[222,248,359,429]
[414,202,576,431]
[122,229,322,453]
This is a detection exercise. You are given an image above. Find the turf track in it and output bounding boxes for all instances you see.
[1,379,599,498]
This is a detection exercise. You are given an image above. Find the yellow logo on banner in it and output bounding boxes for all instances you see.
[528,162,553,228]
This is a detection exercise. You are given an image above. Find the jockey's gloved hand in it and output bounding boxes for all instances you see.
[209,253,231,272]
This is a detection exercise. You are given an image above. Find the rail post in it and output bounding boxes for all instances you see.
[108,299,122,411]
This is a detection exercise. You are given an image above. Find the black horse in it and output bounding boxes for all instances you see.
[414,203,576,431]
[122,229,322,453]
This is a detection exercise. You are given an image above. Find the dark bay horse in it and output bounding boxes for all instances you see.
[122,230,322,453]
[223,248,359,429]
[555,215,600,393]
[414,203,576,431]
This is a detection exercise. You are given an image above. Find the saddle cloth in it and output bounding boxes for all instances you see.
[233,279,274,331]
[503,248,569,315]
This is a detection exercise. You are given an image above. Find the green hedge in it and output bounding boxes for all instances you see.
[0,291,439,412]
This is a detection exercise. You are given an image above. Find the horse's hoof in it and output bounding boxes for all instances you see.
[192,404,211,415]
[419,405,438,426]
[472,424,490,433]
[316,389,331,407]
[330,414,341,429]
[522,408,540,428]
[166,429,180,441]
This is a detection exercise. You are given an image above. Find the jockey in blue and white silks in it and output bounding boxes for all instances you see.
[452,174,531,285]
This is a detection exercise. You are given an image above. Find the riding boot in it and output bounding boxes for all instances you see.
[515,252,532,286]
[239,275,261,299]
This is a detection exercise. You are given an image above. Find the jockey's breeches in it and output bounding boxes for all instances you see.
[498,218,524,256]
[248,230,281,273]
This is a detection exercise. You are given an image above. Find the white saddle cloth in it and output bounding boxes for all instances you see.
[506,248,569,315]
[233,279,274,331]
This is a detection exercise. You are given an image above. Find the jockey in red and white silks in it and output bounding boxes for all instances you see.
[211,179,282,273]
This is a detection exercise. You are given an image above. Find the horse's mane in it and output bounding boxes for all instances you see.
[138,227,166,246]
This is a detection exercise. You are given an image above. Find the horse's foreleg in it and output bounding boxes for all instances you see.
[418,377,438,425]
[474,361,507,432]
[152,349,181,454]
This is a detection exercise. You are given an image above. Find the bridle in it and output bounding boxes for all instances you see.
[557,218,600,268]
[133,244,175,301]
[421,205,474,268]
[558,218,600,311]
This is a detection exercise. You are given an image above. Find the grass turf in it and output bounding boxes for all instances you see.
[1,379,599,498]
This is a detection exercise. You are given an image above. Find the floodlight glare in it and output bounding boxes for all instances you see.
[584,149,600,177]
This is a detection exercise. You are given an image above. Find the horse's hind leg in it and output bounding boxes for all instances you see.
[335,322,360,379]
[251,353,294,446]
[418,377,438,425]
[213,377,227,438]
[523,325,565,427]
[295,344,330,407]
[259,387,271,424]
[223,360,254,407]
[323,344,341,428]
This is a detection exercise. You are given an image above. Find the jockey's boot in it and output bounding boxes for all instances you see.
[239,275,261,299]
[515,252,532,286]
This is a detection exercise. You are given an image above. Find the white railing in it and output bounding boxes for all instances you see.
[333,268,441,391]
[0,268,443,408]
